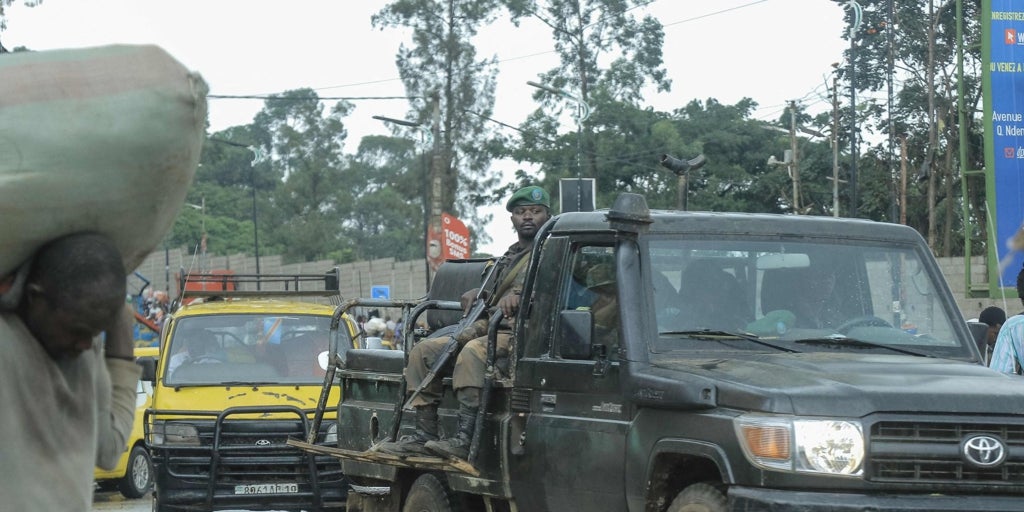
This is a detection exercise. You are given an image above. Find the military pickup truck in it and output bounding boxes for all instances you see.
[295,193,1024,511]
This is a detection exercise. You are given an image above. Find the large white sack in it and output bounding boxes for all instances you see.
[0,44,207,276]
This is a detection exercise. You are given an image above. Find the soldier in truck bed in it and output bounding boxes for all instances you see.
[377,186,552,460]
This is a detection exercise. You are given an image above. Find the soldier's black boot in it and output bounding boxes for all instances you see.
[424,404,478,460]
[374,404,438,456]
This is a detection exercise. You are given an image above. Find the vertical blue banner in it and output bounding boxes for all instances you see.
[990,1,1024,287]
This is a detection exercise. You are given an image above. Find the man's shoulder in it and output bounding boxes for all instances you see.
[1001,313,1024,334]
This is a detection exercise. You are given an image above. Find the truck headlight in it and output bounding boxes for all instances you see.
[736,415,864,476]
[150,421,201,447]
[324,422,338,444]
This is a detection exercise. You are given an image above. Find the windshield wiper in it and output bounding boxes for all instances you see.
[660,329,799,353]
[794,335,933,357]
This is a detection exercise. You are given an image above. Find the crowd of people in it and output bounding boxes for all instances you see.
[356,313,404,350]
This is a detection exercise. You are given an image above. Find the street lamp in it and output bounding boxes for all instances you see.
[373,115,433,293]
[846,0,863,217]
[208,137,263,281]
[527,80,591,212]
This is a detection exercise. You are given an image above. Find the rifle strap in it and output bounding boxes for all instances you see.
[491,250,530,303]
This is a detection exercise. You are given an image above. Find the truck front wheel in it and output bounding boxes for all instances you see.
[668,483,726,512]
[403,473,456,512]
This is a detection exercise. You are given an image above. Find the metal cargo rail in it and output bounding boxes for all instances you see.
[178,268,341,300]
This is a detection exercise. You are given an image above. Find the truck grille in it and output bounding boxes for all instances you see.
[164,419,344,485]
[869,420,1024,486]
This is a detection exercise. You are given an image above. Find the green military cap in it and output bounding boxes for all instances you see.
[505,185,551,212]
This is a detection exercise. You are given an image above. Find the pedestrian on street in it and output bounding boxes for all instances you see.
[989,264,1024,375]
[0,233,141,510]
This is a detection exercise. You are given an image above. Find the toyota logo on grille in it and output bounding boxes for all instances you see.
[255,439,272,447]
[961,434,1006,468]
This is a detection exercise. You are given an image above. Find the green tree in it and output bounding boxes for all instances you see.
[249,89,353,263]
[345,135,430,262]
[373,0,506,247]
[168,126,282,259]
[507,0,671,185]
[833,0,983,256]
[509,94,831,216]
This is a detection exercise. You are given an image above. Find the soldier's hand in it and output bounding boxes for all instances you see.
[460,288,479,313]
[497,292,520,319]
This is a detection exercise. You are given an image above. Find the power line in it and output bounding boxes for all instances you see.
[211,1,771,100]
[207,94,418,101]
[662,0,769,28]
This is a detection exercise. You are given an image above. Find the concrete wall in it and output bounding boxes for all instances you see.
[131,248,430,320]
[131,249,1018,321]
[935,255,1020,319]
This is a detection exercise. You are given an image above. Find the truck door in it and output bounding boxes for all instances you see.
[509,242,629,512]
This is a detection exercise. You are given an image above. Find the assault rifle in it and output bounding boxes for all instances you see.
[401,257,503,410]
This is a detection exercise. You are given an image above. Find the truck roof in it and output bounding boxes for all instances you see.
[549,207,925,245]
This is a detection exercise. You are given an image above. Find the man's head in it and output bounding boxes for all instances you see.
[506,185,551,243]
[979,306,1007,345]
[19,233,126,360]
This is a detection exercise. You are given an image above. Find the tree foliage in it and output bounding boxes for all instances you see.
[506,0,671,182]
[831,0,983,255]
[172,91,432,265]
[373,0,507,247]
[167,2,987,267]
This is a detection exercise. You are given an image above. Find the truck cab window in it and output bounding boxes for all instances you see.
[560,245,618,358]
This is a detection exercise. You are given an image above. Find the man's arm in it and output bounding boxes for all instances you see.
[95,304,142,469]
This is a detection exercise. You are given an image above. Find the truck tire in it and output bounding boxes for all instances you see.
[402,473,457,512]
[152,492,173,512]
[118,444,154,498]
[667,483,726,512]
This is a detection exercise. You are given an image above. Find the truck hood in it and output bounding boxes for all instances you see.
[639,353,1024,417]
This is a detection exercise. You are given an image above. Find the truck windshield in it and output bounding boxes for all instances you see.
[646,237,970,360]
[164,314,331,386]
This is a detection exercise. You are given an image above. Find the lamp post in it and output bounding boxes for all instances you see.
[527,81,591,212]
[209,137,262,282]
[846,0,863,217]
[373,115,433,293]
[250,170,260,281]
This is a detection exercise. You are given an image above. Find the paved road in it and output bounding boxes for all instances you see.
[92,490,150,511]
[92,490,299,512]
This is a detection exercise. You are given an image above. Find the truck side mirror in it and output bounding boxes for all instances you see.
[559,309,593,360]
[137,356,157,382]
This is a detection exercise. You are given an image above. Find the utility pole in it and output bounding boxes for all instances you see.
[831,72,841,217]
[428,92,443,282]
[788,101,801,213]
[900,135,908,225]
[847,0,863,218]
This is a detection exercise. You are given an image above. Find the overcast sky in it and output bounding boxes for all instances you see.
[3,0,849,255]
